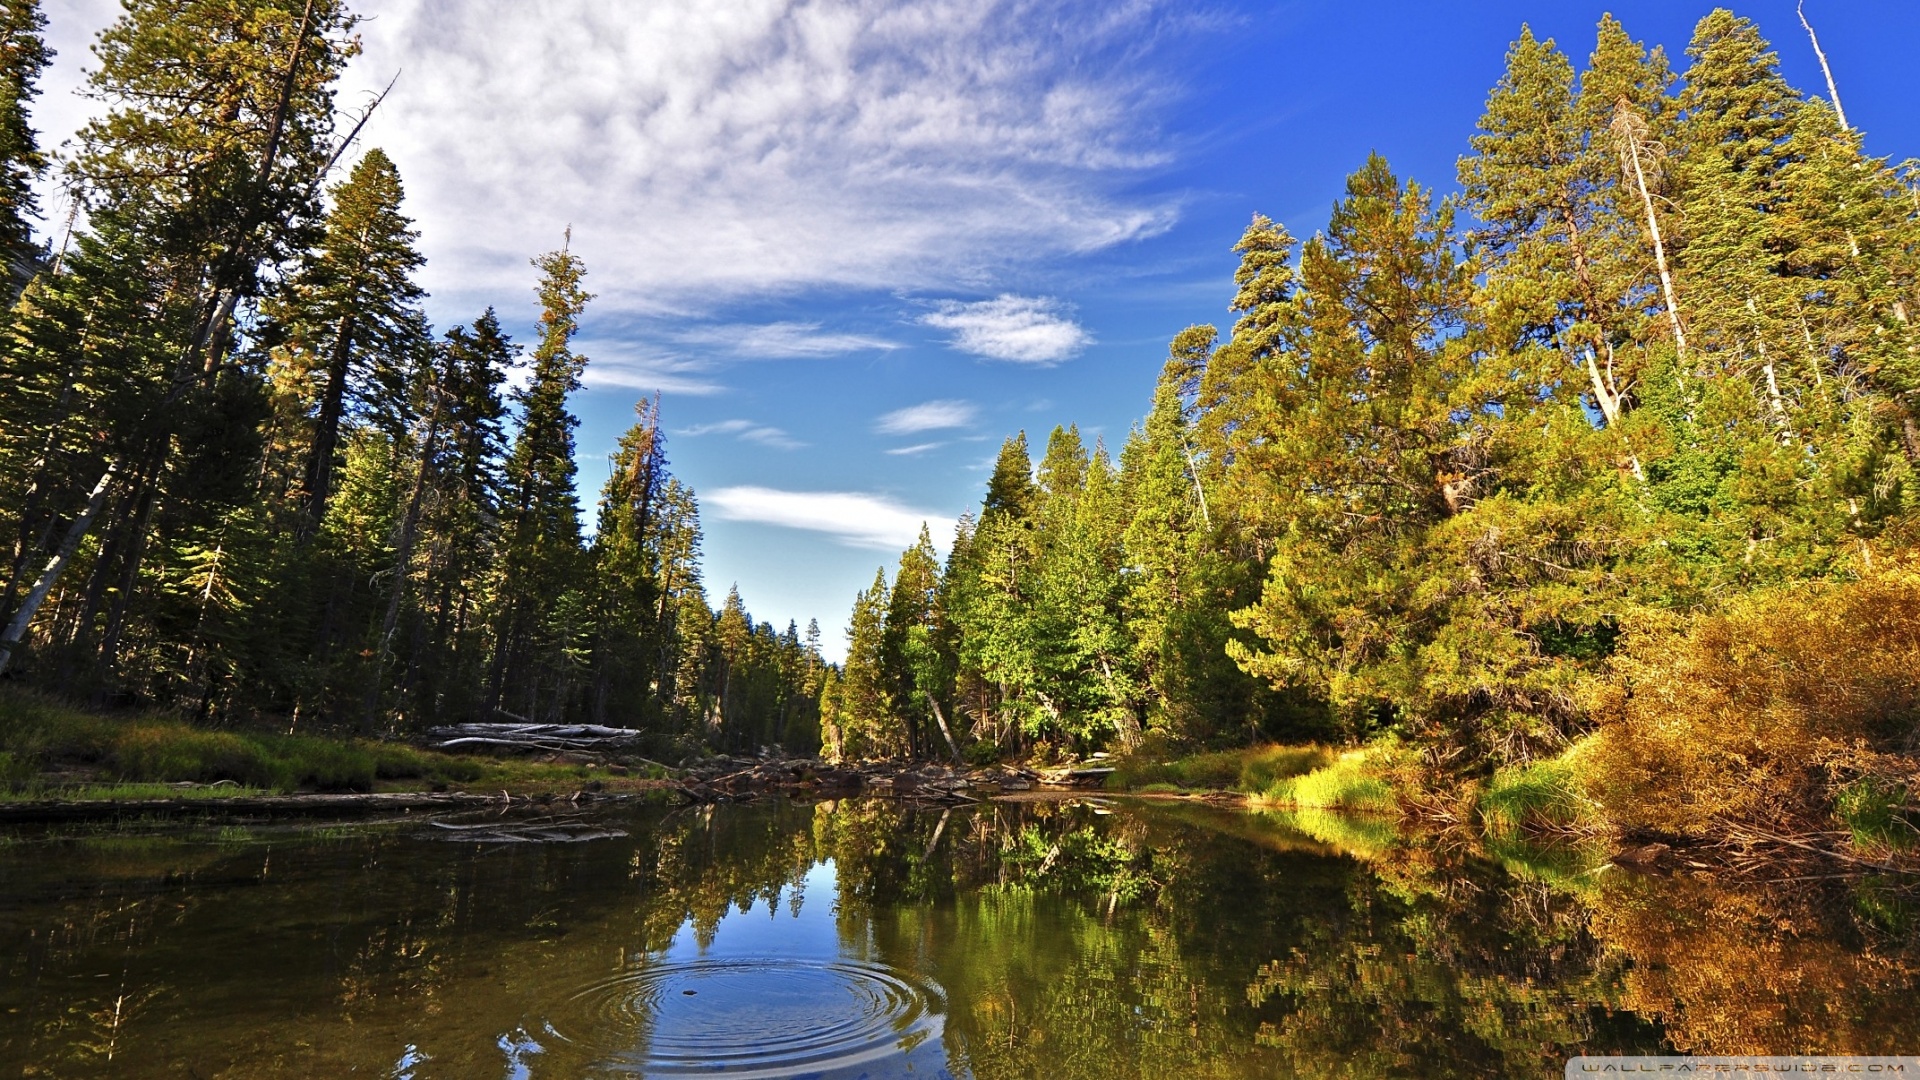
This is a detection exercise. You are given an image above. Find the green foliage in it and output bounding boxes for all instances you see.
[1835,779,1916,854]
[1478,749,1598,836]
[0,0,49,279]
[834,5,1920,812]
[1269,749,1403,813]
[1107,743,1333,794]
[0,688,482,793]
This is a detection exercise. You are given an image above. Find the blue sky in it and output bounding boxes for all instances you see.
[34,0,1920,659]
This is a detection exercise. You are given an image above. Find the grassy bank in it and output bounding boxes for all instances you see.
[1107,742,1411,813]
[0,689,665,801]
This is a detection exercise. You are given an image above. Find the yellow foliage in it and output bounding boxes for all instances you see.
[1586,566,1920,835]
[1585,878,1920,1055]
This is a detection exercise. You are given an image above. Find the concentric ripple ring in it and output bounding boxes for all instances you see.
[557,957,947,1077]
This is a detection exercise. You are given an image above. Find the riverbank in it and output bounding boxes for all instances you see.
[6,681,1913,877]
[1098,739,1920,876]
[0,689,681,808]
[0,689,1126,822]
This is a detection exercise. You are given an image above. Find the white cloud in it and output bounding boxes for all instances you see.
[922,295,1092,364]
[874,399,977,435]
[577,341,728,396]
[314,0,1184,316]
[676,321,898,359]
[884,442,945,456]
[704,487,949,550]
[678,420,805,450]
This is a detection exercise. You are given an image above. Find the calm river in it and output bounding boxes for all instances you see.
[2,797,1917,1077]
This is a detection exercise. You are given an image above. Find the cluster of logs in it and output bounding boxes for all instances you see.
[424,723,650,755]
[672,759,1117,804]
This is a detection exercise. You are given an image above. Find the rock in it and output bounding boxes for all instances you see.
[1611,842,1671,867]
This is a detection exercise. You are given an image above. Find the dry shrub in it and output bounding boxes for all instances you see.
[1586,566,1920,837]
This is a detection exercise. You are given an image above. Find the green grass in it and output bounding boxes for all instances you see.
[0,689,487,796]
[1478,751,1597,836]
[0,781,272,804]
[1105,744,1334,795]
[1836,778,1916,854]
[1264,749,1400,812]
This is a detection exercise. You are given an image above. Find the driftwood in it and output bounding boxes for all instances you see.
[425,723,671,769]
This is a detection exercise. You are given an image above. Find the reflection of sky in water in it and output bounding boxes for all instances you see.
[661,860,843,963]
[521,859,956,1080]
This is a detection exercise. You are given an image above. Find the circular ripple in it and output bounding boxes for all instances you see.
[557,957,946,1078]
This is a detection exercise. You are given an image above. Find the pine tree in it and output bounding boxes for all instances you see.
[983,432,1037,520]
[0,0,49,283]
[486,243,593,720]
[1458,24,1645,467]
[953,436,1045,749]
[1123,347,1307,745]
[274,148,430,524]
[711,585,759,748]
[588,397,667,725]
[0,0,358,679]
[1221,155,1572,748]
[881,524,952,759]
[1582,15,1687,365]
[839,567,895,758]
[1194,215,1301,540]
[1031,441,1136,748]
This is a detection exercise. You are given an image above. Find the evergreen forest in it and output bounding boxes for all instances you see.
[0,0,825,755]
[1,0,1918,845]
[822,9,1920,838]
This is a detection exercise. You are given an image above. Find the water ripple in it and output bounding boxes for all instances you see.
[554,957,946,1077]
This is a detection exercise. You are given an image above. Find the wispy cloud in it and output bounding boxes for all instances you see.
[676,321,898,359]
[884,442,945,456]
[704,487,950,550]
[578,341,728,396]
[922,295,1092,365]
[677,419,805,451]
[312,0,1187,315]
[874,399,977,435]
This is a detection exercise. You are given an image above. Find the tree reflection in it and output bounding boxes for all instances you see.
[1,801,1917,1077]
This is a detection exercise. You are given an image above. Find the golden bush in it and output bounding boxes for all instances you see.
[1585,566,1920,836]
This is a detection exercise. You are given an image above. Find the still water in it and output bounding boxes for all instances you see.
[2,797,1917,1078]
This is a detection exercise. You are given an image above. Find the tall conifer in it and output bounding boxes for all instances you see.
[486,244,593,719]
[0,0,49,282]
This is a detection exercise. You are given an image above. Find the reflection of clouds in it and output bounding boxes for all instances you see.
[705,486,951,550]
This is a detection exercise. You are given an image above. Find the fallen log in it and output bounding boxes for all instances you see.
[423,723,673,770]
